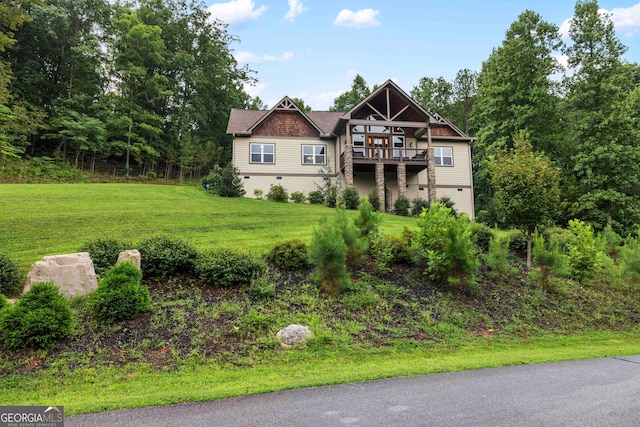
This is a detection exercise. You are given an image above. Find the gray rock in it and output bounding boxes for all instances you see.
[276,324,312,348]
[24,252,98,298]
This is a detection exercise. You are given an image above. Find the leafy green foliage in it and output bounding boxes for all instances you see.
[202,164,245,197]
[411,197,430,216]
[470,223,493,253]
[335,207,367,265]
[80,237,131,276]
[330,74,370,112]
[369,232,412,274]
[413,203,479,288]
[619,237,640,285]
[471,10,563,216]
[249,273,276,299]
[354,198,380,238]
[367,190,381,212]
[308,216,350,295]
[566,219,601,284]
[341,186,360,210]
[196,248,265,287]
[138,235,198,279]
[325,185,338,208]
[267,240,308,270]
[266,185,288,202]
[0,253,21,297]
[0,294,8,311]
[290,191,306,204]
[485,235,517,280]
[0,281,74,349]
[307,190,324,205]
[530,232,568,294]
[508,231,528,258]
[393,195,411,216]
[563,1,640,234]
[489,131,561,266]
[90,262,150,325]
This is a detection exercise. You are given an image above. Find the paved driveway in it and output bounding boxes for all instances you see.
[68,355,640,426]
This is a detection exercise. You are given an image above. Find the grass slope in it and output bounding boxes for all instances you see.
[0,183,414,271]
[1,183,639,415]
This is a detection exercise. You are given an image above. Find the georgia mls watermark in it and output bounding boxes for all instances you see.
[0,406,64,427]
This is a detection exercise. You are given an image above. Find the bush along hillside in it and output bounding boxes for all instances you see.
[1,204,640,376]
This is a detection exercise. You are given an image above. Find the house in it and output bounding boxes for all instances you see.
[226,80,475,218]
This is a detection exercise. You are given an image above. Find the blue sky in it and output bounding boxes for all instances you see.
[206,0,640,110]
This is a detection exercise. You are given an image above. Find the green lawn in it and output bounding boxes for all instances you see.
[0,183,415,272]
[2,183,639,415]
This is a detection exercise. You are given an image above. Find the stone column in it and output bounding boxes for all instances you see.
[344,144,353,186]
[376,162,385,212]
[397,162,406,198]
[427,147,437,203]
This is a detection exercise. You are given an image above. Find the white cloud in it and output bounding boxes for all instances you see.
[235,51,295,64]
[333,8,380,29]
[609,3,640,36]
[559,4,640,39]
[244,82,266,98]
[208,0,267,25]
[284,0,308,22]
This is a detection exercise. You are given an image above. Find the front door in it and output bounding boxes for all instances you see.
[368,136,390,159]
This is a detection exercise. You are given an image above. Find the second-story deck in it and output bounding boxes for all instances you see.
[340,147,428,174]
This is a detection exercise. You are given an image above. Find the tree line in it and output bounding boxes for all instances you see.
[0,0,255,179]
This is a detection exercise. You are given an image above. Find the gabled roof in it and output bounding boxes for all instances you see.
[226,96,343,137]
[226,80,471,140]
[341,79,432,123]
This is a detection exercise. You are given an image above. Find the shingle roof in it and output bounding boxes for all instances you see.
[226,109,268,134]
[226,107,344,136]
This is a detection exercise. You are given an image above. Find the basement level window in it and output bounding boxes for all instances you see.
[276,176,282,180]
[458,188,463,191]
[244,176,250,179]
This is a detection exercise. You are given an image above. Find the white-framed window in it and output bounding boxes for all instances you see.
[434,146,453,166]
[250,143,274,164]
[302,144,326,165]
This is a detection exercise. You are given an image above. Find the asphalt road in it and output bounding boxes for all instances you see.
[68,355,640,426]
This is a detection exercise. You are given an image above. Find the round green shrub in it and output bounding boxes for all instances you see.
[290,191,306,203]
[267,184,288,202]
[307,190,324,205]
[342,186,360,210]
[0,281,74,349]
[0,294,8,311]
[509,231,528,258]
[90,262,150,325]
[80,237,131,276]
[138,235,198,279]
[0,253,21,297]
[394,195,411,216]
[470,222,493,253]
[367,190,381,212]
[267,240,308,270]
[326,186,338,208]
[411,197,430,216]
[196,248,266,287]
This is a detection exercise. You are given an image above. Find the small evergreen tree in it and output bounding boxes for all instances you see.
[202,164,245,197]
[309,216,350,296]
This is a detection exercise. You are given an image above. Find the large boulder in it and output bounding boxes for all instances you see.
[24,252,98,298]
[276,324,312,348]
[117,249,141,270]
